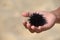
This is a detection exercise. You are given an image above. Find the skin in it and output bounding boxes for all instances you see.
[22,7,60,33]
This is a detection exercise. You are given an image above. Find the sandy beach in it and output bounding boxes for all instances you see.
[0,0,60,40]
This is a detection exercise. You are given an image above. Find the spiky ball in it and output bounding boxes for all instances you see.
[28,13,46,27]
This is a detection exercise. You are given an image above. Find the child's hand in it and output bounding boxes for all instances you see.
[22,11,56,33]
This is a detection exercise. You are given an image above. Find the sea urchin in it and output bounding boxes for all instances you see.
[28,13,46,27]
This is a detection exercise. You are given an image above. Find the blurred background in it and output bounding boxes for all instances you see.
[0,0,60,40]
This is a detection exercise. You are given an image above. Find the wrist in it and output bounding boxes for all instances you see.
[51,11,58,23]
[51,9,60,23]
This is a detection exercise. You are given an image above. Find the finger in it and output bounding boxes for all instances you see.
[28,26,36,33]
[35,26,42,33]
[23,21,27,29]
[26,22,35,33]
[41,26,49,31]
[23,21,35,33]
[41,24,52,31]
[22,12,31,17]
[26,22,31,29]
[31,26,36,30]
[29,29,35,33]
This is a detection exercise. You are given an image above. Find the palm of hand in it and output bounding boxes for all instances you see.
[22,11,56,33]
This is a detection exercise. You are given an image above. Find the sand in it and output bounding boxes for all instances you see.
[0,0,60,40]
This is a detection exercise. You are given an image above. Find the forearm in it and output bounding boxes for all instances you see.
[51,7,60,23]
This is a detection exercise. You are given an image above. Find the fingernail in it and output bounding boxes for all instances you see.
[31,26,35,30]
[37,26,41,30]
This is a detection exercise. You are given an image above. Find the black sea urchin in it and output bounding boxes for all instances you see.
[28,13,46,27]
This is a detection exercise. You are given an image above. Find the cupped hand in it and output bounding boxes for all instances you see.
[22,11,56,33]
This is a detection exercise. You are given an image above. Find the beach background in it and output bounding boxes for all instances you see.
[0,0,60,40]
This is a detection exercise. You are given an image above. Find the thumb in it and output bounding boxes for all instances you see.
[22,12,31,17]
